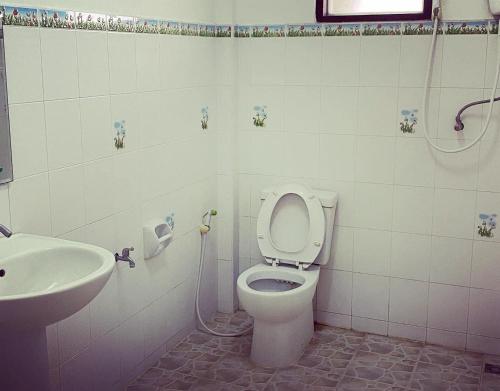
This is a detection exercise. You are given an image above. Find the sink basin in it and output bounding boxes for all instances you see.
[0,233,116,391]
[0,233,115,328]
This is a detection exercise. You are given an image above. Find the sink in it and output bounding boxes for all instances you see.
[0,233,116,390]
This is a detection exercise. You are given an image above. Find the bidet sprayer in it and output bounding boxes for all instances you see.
[200,209,218,234]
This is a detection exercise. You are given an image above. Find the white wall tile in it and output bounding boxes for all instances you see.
[315,311,352,329]
[478,141,500,192]
[317,269,352,315]
[84,158,115,223]
[434,142,479,190]
[40,29,79,100]
[359,36,400,87]
[475,191,500,242]
[390,232,431,281]
[430,236,472,286]
[49,165,85,236]
[471,241,500,290]
[108,33,137,94]
[354,136,395,184]
[4,26,43,103]
[428,283,469,332]
[283,86,320,133]
[251,39,286,85]
[320,86,358,134]
[319,135,355,181]
[9,173,51,235]
[60,347,94,391]
[352,273,389,321]
[282,133,319,178]
[399,36,442,88]
[394,138,435,187]
[0,185,10,228]
[389,278,428,327]
[9,102,48,178]
[135,34,160,92]
[327,226,354,271]
[284,38,321,85]
[426,328,466,350]
[45,99,83,170]
[469,288,500,338]
[58,306,91,363]
[432,188,476,239]
[76,31,110,98]
[352,316,388,336]
[397,87,440,138]
[357,87,398,137]
[80,96,113,162]
[467,334,500,356]
[90,329,121,390]
[392,186,434,235]
[389,323,426,342]
[352,228,391,276]
[322,37,360,86]
[353,183,393,230]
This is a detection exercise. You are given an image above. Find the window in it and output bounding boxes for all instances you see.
[316,0,433,23]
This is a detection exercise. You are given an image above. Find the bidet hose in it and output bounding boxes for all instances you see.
[422,12,500,153]
[195,217,253,337]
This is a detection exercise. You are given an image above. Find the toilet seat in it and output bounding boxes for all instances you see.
[256,184,325,267]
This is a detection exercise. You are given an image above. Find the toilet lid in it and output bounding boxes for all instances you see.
[256,184,325,267]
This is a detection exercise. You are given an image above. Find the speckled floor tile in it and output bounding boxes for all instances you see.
[128,311,500,391]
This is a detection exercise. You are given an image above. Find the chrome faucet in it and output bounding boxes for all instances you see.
[0,224,12,238]
[115,247,135,268]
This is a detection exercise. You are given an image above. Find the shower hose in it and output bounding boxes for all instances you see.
[422,10,500,153]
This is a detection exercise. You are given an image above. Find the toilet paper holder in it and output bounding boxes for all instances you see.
[143,218,173,260]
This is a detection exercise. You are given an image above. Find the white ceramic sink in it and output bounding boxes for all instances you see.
[0,233,116,391]
[0,233,115,328]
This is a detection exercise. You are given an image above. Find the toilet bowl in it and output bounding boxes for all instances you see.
[237,183,337,368]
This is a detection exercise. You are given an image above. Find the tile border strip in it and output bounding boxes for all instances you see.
[0,6,498,38]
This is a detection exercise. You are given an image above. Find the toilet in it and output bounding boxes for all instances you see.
[237,183,337,368]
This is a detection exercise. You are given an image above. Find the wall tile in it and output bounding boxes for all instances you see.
[353,183,393,230]
[4,26,43,103]
[108,33,138,94]
[392,185,434,235]
[432,188,476,239]
[359,36,401,87]
[389,278,429,327]
[397,87,440,138]
[467,334,500,356]
[60,347,94,391]
[91,329,121,390]
[284,38,321,84]
[282,133,319,178]
[0,185,10,228]
[399,36,443,88]
[390,232,431,281]
[352,316,388,336]
[9,102,48,178]
[354,136,395,184]
[469,288,500,338]
[434,142,480,190]
[389,323,426,342]
[426,328,466,350]
[83,157,115,223]
[428,283,469,332]
[80,96,113,162]
[58,305,91,363]
[76,30,110,98]
[327,226,354,271]
[352,273,389,321]
[317,269,352,315]
[319,135,355,181]
[394,138,435,187]
[471,241,500,290]
[49,165,85,236]
[478,141,500,192]
[251,39,286,85]
[320,86,358,133]
[40,29,79,100]
[110,93,140,152]
[475,191,500,242]
[357,87,398,137]
[315,311,352,329]
[135,34,161,92]
[430,236,472,286]
[45,99,83,170]
[322,37,360,86]
[9,173,51,235]
[283,85,320,133]
[352,228,391,276]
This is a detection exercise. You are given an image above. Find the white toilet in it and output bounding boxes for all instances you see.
[237,183,337,368]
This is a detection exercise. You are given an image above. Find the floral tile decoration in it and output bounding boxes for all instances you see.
[40,9,75,29]
[446,20,488,34]
[251,25,286,38]
[288,23,323,37]
[199,24,216,37]
[180,23,198,36]
[478,213,497,238]
[400,109,418,134]
[75,12,106,30]
[165,213,175,230]
[403,22,443,35]
[135,19,158,34]
[114,120,126,150]
[491,20,499,34]
[324,23,361,36]
[108,15,135,33]
[159,20,179,35]
[363,23,401,36]
[2,6,38,26]
[253,105,268,127]
[234,25,251,38]
[216,25,232,38]
[201,106,209,130]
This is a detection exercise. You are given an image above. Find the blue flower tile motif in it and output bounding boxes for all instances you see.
[216,25,232,38]
[75,12,106,30]
[114,120,126,150]
[478,213,497,238]
[363,23,401,36]
[180,23,198,36]
[324,23,360,36]
[108,15,135,32]
[201,106,209,130]
[490,20,499,35]
[446,21,488,34]
[235,25,251,38]
[252,25,286,38]
[253,105,268,127]
[159,20,179,35]
[400,109,418,134]
[165,213,175,230]
[403,22,443,35]
[40,9,75,29]
[288,23,323,37]
[136,18,159,34]
[199,24,216,37]
[2,6,38,26]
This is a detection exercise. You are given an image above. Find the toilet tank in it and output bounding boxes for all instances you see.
[260,186,338,266]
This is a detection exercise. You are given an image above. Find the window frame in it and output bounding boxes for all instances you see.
[316,0,433,23]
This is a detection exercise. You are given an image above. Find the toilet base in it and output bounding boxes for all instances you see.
[250,305,314,368]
